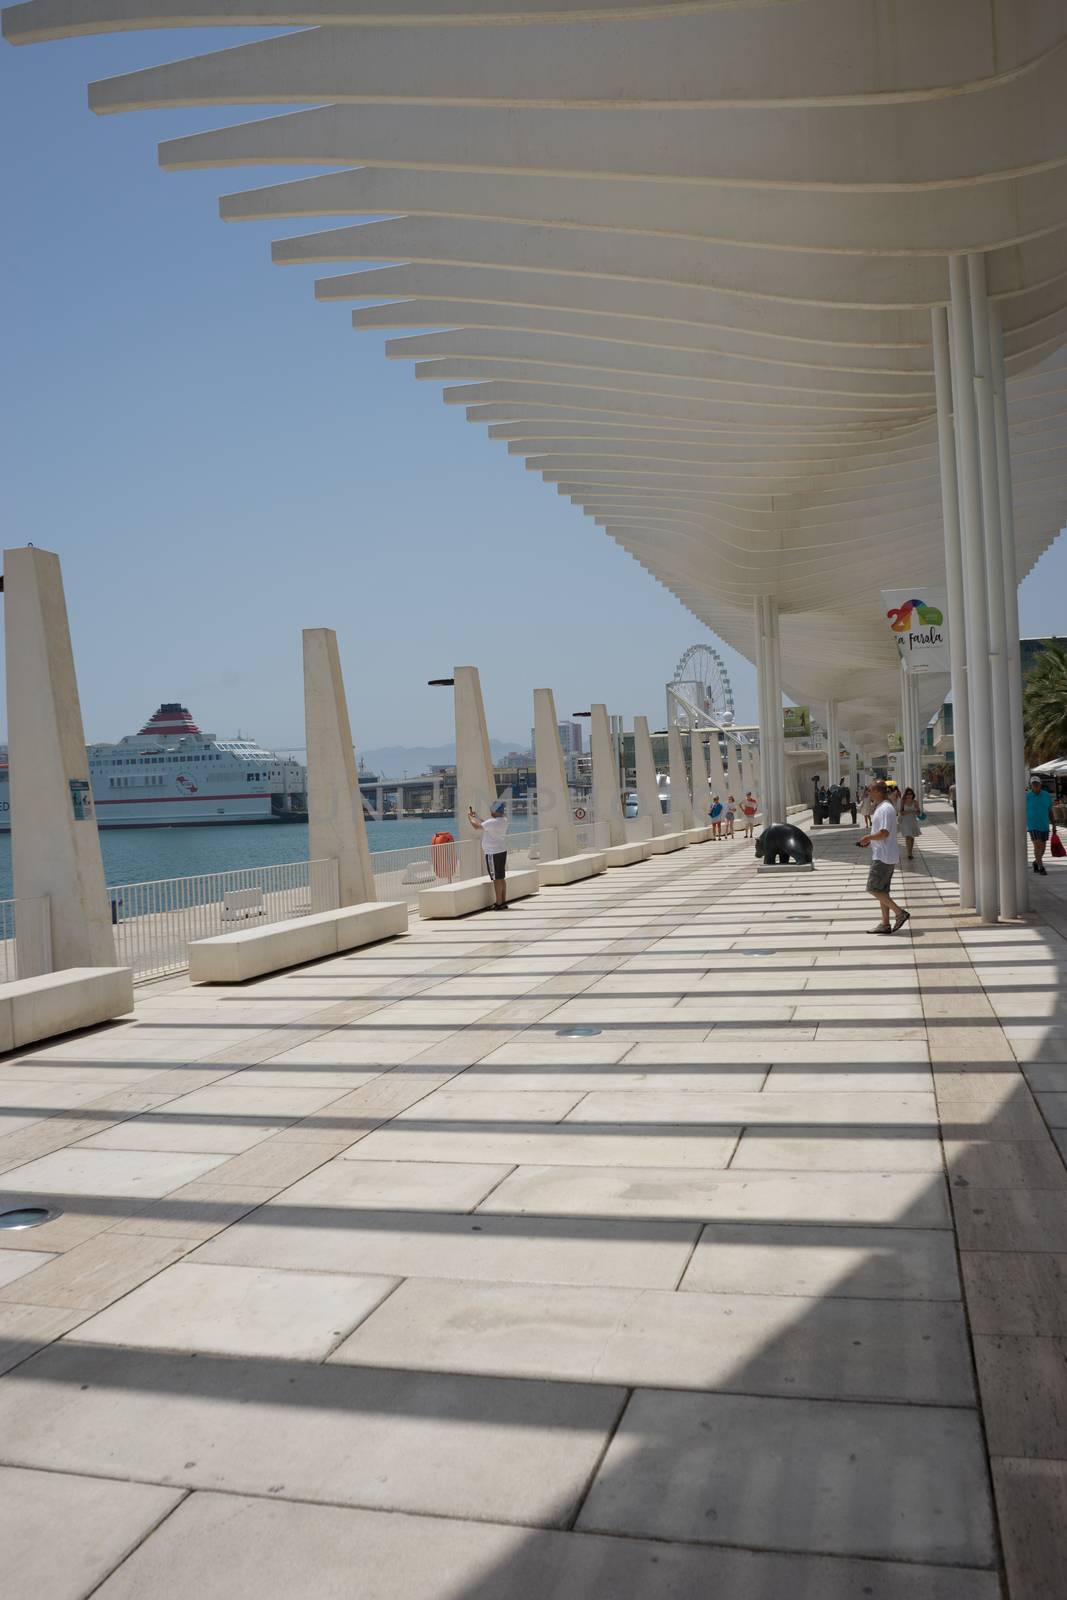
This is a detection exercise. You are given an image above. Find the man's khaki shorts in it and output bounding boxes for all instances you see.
[867,860,895,894]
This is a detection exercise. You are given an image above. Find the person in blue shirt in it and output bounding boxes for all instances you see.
[709,796,724,839]
[1026,776,1054,875]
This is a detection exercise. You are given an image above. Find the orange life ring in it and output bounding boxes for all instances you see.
[431,831,457,881]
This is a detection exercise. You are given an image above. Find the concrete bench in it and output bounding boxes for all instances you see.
[189,902,408,984]
[538,852,607,886]
[681,826,712,844]
[603,841,651,867]
[0,966,134,1054]
[418,867,540,919]
[648,832,688,855]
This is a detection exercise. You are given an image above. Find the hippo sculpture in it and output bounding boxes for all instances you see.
[755,822,814,866]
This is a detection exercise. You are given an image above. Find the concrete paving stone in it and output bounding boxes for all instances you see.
[1036,1091,1067,1128]
[456,1065,767,1092]
[953,1188,1067,1251]
[731,1131,943,1172]
[262,1030,458,1066]
[0,1147,229,1198]
[628,1039,930,1065]
[962,1251,1067,1336]
[0,1248,55,1288]
[476,1037,635,1066]
[207,1068,386,1091]
[0,1464,184,1600]
[566,1090,937,1127]
[151,1083,356,1117]
[0,1302,91,1377]
[682,1223,960,1301]
[577,1388,994,1566]
[764,1067,933,1092]
[938,1096,1049,1140]
[193,1207,698,1289]
[74,1261,398,1360]
[277,1158,512,1212]
[943,1139,1067,1189]
[394,1090,585,1123]
[481,1164,947,1226]
[926,1028,1017,1065]
[992,1457,1067,1600]
[333,1276,974,1405]
[791,1002,928,1024]
[201,1141,335,1190]
[0,1342,624,1527]
[973,1333,1067,1457]
[0,1080,124,1112]
[345,1121,739,1170]
[106,1181,276,1242]
[76,1113,289,1156]
[0,1231,195,1311]
[813,1025,930,1041]
[1023,1062,1067,1091]
[1010,1038,1067,1064]
[934,1069,1024,1099]
[88,1490,1003,1600]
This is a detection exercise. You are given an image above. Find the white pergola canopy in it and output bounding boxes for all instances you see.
[5,0,1067,747]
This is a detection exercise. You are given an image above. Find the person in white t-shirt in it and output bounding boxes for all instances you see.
[857,780,910,935]
[468,799,510,910]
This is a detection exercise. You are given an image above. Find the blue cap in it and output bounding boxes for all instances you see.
[490,800,506,816]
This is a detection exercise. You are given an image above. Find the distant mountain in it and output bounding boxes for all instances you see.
[358,740,529,779]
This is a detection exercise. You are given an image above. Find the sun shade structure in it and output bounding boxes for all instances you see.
[5,0,1067,920]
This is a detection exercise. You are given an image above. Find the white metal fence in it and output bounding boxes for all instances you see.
[109,859,339,982]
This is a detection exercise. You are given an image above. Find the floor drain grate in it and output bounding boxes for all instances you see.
[0,1207,59,1231]
[556,1026,602,1037]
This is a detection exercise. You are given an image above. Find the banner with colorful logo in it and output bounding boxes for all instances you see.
[881,589,950,672]
[783,706,811,738]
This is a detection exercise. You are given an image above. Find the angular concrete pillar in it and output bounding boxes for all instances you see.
[533,687,578,859]
[633,716,667,835]
[741,742,758,808]
[706,735,728,800]
[825,701,841,786]
[303,628,375,907]
[689,732,713,822]
[4,546,115,973]
[454,665,497,846]
[667,722,694,829]
[726,737,744,804]
[590,703,625,847]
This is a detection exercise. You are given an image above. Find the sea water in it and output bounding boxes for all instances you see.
[0,815,463,901]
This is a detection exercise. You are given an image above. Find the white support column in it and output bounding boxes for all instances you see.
[932,305,975,909]
[689,731,713,823]
[454,665,497,852]
[303,628,375,908]
[707,734,728,799]
[847,744,858,796]
[755,595,787,824]
[633,716,667,835]
[968,254,1017,921]
[5,546,116,972]
[900,665,913,797]
[949,255,998,922]
[725,737,744,807]
[825,701,841,786]
[990,300,1029,913]
[590,703,625,847]
[533,687,578,860]
[667,720,695,830]
[740,741,757,808]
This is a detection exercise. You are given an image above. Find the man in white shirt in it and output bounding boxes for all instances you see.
[858,780,910,935]
[468,799,510,910]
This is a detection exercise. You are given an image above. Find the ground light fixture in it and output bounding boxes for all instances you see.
[0,1206,60,1230]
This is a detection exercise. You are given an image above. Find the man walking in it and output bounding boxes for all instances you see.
[1027,776,1053,876]
[468,799,510,909]
[858,780,910,935]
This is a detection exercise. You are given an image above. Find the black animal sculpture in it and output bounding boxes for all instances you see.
[755,822,814,866]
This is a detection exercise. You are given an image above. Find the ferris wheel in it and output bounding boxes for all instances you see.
[669,643,736,730]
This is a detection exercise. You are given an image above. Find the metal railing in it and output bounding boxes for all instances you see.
[0,896,52,983]
[369,827,557,906]
[109,859,339,982]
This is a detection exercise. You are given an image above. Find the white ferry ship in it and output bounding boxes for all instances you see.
[0,704,307,830]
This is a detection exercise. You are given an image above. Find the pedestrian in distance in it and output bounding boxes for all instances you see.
[899,786,922,862]
[1027,775,1054,876]
[709,796,724,839]
[724,796,737,838]
[741,791,758,839]
[859,784,873,830]
[468,799,510,909]
[857,780,911,935]
[949,779,957,821]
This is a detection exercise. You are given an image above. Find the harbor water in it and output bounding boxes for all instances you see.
[0,816,463,901]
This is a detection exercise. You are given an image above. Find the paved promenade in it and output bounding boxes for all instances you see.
[1,804,1065,1598]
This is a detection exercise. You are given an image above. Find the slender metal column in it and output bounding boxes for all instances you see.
[754,595,785,824]
[968,255,1016,920]
[949,255,998,921]
[989,301,1029,912]
[931,306,975,908]
[825,701,840,786]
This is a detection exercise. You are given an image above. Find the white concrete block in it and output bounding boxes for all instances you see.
[326,900,408,949]
[602,841,650,867]
[538,852,607,886]
[682,826,712,843]
[647,832,687,855]
[188,903,407,984]
[417,867,540,919]
[3,966,133,1050]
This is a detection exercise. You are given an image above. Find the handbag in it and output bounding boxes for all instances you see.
[1051,826,1066,860]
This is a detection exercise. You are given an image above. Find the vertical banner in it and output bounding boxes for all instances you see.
[881,589,950,672]
[783,706,811,738]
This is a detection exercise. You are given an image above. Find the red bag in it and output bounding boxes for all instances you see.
[1051,826,1066,860]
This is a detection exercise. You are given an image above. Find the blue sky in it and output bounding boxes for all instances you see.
[2,26,1064,755]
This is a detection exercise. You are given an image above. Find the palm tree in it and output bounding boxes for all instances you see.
[1024,643,1067,764]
